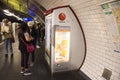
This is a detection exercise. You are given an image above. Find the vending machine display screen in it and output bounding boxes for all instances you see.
[54,26,70,63]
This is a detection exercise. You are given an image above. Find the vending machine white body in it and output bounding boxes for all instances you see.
[45,5,86,73]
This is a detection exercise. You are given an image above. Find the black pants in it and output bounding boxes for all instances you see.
[31,51,35,62]
[20,49,29,68]
[31,40,36,63]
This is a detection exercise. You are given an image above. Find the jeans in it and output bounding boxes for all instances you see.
[4,38,13,54]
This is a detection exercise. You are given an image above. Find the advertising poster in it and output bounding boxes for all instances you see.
[54,26,70,63]
[101,1,120,53]
[110,1,120,53]
[101,3,119,36]
[110,1,120,35]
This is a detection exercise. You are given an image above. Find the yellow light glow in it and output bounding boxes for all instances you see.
[5,0,25,12]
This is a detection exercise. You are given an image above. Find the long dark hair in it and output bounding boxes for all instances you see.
[20,22,28,32]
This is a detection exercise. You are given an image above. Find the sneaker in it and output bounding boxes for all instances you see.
[20,71,24,74]
[30,62,34,67]
[20,69,25,74]
[24,71,32,76]
[36,45,40,48]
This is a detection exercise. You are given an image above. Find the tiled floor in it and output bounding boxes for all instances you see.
[0,39,86,80]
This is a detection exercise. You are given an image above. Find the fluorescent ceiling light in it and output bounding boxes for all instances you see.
[4,12,14,16]
[3,9,10,13]
[3,9,23,21]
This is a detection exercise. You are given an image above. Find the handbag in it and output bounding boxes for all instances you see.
[20,37,35,53]
[26,44,35,53]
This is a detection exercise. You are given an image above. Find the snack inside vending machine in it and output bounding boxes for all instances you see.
[44,5,86,73]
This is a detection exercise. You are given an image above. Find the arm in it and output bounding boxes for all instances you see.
[24,32,33,42]
[9,25,13,34]
[1,26,4,34]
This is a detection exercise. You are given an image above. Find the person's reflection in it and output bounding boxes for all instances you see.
[10,55,14,64]
[0,57,9,73]
[4,57,8,65]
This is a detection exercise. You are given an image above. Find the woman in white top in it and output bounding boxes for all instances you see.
[1,18,13,57]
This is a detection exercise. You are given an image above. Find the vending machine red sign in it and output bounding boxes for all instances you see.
[44,5,86,73]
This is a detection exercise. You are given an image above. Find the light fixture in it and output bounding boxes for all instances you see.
[3,9,23,21]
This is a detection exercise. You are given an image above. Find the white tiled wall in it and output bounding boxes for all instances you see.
[38,0,120,80]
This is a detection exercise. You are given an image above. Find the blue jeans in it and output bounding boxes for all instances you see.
[4,38,13,54]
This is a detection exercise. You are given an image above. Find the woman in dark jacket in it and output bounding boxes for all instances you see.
[18,22,33,76]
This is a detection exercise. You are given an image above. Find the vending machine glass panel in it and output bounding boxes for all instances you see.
[45,14,52,65]
[54,26,70,63]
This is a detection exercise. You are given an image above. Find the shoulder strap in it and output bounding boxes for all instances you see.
[20,37,27,45]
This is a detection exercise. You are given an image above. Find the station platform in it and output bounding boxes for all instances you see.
[0,38,87,80]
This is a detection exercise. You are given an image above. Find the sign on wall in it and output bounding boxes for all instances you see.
[101,0,120,53]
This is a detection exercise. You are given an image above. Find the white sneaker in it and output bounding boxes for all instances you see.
[36,45,40,48]
[30,62,34,67]
[24,71,32,76]
[20,69,25,74]
[20,71,24,74]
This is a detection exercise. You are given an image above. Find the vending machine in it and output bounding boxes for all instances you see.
[44,5,86,73]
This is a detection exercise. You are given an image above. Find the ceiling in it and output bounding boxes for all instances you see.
[0,0,46,23]
[0,0,30,22]
[2,0,27,12]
